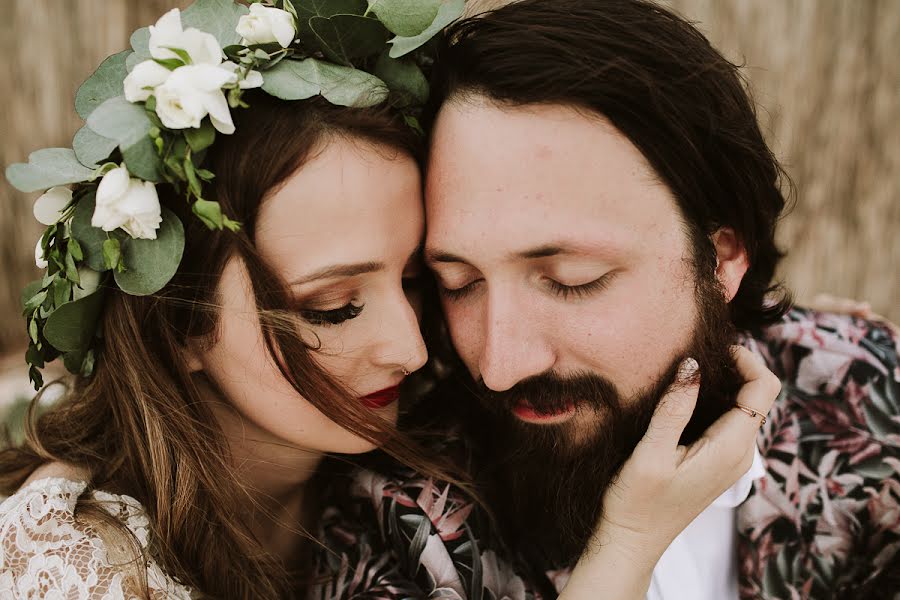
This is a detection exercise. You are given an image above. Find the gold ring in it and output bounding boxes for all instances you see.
[733,402,767,426]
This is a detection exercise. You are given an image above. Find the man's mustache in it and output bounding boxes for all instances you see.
[475,370,622,416]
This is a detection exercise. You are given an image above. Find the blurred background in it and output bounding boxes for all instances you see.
[1,0,898,399]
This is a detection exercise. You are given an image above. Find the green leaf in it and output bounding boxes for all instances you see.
[65,252,80,284]
[153,57,187,70]
[51,277,72,307]
[121,136,163,182]
[75,51,131,120]
[127,27,152,71]
[5,148,95,193]
[87,96,153,149]
[192,199,225,229]
[43,288,106,352]
[28,318,39,344]
[374,51,428,107]
[102,238,122,272]
[261,58,388,107]
[387,0,463,58]
[294,0,367,45]
[184,120,216,153]
[72,126,118,168]
[367,0,440,37]
[23,290,47,313]
[71,193,113,272]
[308,14,390,64]
[62,349,88,375]
[184,158,203,199]
[114,208,185,296]
[164,46,193,65]
[182,0,249,49]
[21,280,43,312]
[67,238,84,262]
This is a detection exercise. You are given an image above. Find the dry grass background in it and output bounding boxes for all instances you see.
[1,0,897,361]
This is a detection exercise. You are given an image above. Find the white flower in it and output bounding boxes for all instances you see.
[35,238,48,269]
[123,60,172,102]
[219,61,264,89]
[92,166,163,240]
[154,65,238,133]
[236,4,296,48]
[149,8,223,66]
[33,186,72,225]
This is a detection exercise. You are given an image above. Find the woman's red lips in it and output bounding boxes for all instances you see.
[361,385,401,409]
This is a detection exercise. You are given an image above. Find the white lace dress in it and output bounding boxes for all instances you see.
[0,477,192,599]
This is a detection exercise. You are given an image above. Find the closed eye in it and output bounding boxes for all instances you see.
[546,272,616,300]
[439,279,483,302]
[300,302,364,326]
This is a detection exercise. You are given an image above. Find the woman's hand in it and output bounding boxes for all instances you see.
[559,346,781,599]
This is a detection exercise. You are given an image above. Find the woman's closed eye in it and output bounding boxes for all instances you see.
[300,302,364,326]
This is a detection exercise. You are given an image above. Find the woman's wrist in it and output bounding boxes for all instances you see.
[559,524,661,600]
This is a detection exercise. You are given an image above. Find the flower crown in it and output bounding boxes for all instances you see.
[6,0,464,389]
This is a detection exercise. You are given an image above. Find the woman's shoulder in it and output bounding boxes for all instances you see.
[0,464,192,599]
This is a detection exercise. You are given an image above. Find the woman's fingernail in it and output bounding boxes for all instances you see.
[677,357,700,382]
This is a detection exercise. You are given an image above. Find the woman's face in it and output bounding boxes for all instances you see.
[195,135,427,455]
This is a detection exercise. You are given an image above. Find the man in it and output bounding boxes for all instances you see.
[317,1,900,598]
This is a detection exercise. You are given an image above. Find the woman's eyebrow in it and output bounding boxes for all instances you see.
[290,262,384,285]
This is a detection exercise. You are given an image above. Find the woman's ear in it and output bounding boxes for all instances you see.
[711,227,749,302]
[183,338,205,373]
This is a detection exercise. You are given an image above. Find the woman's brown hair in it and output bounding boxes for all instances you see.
[0,92,464,599]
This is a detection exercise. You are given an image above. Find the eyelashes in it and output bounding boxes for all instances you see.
[545,275,613,300]
[440,273,615,302]
[300,302,364,326]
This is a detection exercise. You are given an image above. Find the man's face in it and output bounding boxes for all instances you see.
[426,98,702,435]
[425,97,742,565]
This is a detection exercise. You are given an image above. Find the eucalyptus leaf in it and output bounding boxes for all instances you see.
[5,149,95,193]
[367,0,440,37]
[70,192,113,272]
[114,208,185,296]
[73,126,118,168]
[21,280,43,312]
[182,0,249,49]
[387,0,463,58]
[127,27,152,71]
[43,288,106,352]
[294,0,367,45]
[87,96,153,150]
[308,14,390,64]
[121,136,163,182]
[184,120,216,152]
[75,51,130,120]
[374,51,428,106]
[262,58,387,107]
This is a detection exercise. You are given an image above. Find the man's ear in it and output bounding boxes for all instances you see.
[711,228,749,302]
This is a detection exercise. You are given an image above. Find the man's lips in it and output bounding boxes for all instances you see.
[512,399,576,423]
[361,385,401,409]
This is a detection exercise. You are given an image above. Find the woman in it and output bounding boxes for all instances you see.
[0,3,778,599]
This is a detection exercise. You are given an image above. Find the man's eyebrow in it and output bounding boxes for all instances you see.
[290,262,384,285]
[426,242,611,266]
[425,250,469,265]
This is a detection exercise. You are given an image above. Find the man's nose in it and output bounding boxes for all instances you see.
[478,291,556,392]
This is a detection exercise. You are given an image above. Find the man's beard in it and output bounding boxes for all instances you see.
[469,267,739,570]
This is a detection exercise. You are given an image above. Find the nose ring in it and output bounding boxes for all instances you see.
[401,367,410,376]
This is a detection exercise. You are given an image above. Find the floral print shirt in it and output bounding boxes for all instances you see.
[311,308,900,600]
